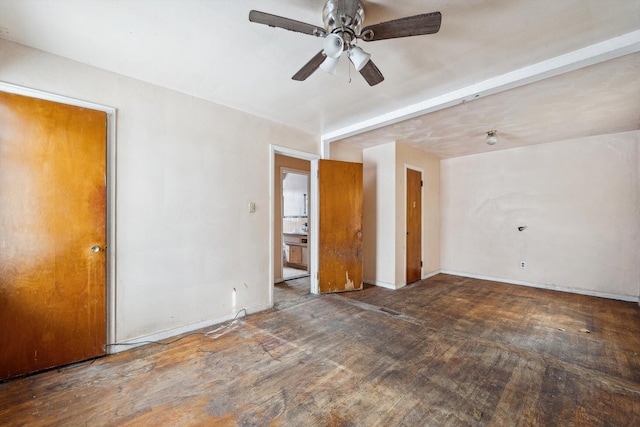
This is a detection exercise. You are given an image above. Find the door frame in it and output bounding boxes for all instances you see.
[404,164,424,283]
[0,81,117,352]
[270,145,320,305]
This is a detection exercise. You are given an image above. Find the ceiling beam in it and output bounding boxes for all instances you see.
[321,30,640,156]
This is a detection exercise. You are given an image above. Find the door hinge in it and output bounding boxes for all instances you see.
[421,180,423,187]
[420,261,423,267]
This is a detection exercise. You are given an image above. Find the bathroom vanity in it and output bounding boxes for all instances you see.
[283,232,308,269]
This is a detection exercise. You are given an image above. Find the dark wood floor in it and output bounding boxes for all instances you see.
[1,274,639,426]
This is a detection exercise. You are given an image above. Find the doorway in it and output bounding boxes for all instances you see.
[281,168,310,280]
[270,148,319,306]
[269,148,364,304]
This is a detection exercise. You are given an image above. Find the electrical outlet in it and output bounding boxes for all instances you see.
[520,261,526,269]
[249,202,256,213]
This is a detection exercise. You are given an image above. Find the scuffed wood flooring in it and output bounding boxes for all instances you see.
[1,274,639,426]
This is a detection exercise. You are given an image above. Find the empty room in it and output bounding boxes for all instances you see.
[1,0,639,425]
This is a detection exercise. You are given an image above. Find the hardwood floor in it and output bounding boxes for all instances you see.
[274,276,310,306]
[1,274,639,426]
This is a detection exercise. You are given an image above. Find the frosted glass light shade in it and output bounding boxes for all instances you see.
[348,46,370,71]
[320,56,340,75]
[323,34,344,58]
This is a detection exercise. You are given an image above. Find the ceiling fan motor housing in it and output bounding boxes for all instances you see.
[323,0,365,45]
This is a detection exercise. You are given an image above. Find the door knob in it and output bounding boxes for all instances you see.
[90,245,102,253]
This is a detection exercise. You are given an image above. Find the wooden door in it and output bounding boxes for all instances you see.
[406,168,422,284]
[0,91,107,380]
[318,159,363,293]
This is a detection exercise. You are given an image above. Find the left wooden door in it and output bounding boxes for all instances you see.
[0,91,107,380]
[318,159,363,293]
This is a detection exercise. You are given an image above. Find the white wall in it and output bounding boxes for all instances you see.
[363,143,397,287]
[441,131,640,300]
[0,39,319,343]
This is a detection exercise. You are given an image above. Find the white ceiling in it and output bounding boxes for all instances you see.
[0,0,639,158]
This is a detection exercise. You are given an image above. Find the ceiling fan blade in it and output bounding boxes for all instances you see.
[360,12,441,41]
[338,0,360,26]
[249,10,327,37]
[359,60,384,86]
[292,51,327,81]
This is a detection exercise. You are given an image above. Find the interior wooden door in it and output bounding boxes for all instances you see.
[0,91,107,380]
[406,168,422,284]
[318,159,363,293]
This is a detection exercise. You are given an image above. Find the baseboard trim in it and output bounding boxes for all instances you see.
[364,270,442,290]
[421,270,441,281]
[364,280,398,290]
[108,302,271,354]
[440,270,639,303]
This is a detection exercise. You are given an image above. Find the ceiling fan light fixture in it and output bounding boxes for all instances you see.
[319,55,340,75]
[485,130,498,145]
[249,2,442,85]
[348,45,370,71]
[323,33,344,58]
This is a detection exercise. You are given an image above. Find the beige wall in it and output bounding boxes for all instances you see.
[441,131,640,300]
[273,154,310,282]
[0,39,319,344]
[362,141,441,288]
[330,140,364,163]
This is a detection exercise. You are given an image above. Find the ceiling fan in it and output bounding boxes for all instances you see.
[249,0,442,86]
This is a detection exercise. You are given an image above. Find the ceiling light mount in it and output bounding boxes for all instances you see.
[485,130,498,145]
[322,0,365,35]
